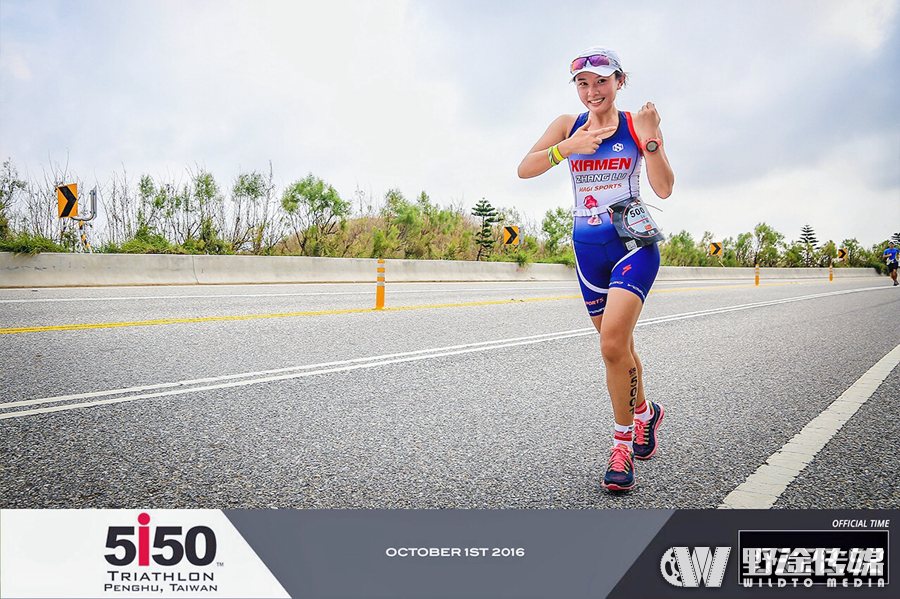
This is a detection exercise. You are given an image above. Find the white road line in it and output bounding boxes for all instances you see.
[0,330,596,419]
[637,286,885,327]
[0,329,594,411]
[719,343,900,509]
[0,285,579,304]
[1,285,891,420]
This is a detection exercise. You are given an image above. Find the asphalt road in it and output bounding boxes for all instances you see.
[1,277,897,509]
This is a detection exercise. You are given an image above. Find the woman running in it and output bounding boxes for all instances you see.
[518,46,674,491]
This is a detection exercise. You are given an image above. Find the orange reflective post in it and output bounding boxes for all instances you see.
[755,264,760,286]
[376,259,385,310]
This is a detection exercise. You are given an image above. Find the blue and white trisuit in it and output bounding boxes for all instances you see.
[567,110,661,316]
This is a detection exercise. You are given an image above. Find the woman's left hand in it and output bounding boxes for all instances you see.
[633,102,661,141]
[633,101,674,198]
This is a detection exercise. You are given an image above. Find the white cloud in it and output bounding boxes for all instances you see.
[818,0,899,55]
[0,49,30,80]
[669,130,900,245]
[0,0,897,246]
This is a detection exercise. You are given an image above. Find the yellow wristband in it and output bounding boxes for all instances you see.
[551,145,564,163]
[548,147,559,167]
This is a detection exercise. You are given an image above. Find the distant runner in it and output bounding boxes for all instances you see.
[884,242,898,286]
[518,46,674,491]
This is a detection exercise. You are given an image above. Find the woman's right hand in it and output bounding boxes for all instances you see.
[562,119,617,156]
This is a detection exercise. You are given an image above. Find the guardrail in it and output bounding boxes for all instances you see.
[0,252,881,288]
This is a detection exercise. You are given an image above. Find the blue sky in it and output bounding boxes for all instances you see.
[1,0,898,247]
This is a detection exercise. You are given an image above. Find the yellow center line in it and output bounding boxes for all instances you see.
[0,279,857,335]
[0,296,580,334]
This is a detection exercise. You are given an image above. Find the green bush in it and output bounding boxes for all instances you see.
[0,232,68,255]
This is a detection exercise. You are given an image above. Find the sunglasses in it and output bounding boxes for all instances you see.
[570,54,616,74]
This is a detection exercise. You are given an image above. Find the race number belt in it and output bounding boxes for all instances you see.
[608,197,665,250]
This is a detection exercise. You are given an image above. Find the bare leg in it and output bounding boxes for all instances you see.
[590,288,646,425]
[632,337,646,412]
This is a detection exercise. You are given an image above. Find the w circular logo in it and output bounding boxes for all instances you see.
[612,143,624,152]
[660,547,731,588]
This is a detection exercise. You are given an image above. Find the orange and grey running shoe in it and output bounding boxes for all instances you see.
[633,400,665,460]
[602,444,635,491]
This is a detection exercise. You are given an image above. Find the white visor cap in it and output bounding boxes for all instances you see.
[570,46,622,81]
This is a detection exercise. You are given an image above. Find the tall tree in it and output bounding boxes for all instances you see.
[659,230,699,266]
[752,222,784,267]
[732,232,755,266]
[0,159,26,240]
[281,174,349,256]
[541,206,572,254]
[228,168,278,254]
[472,198,499,261]
[799,224,818,266]
[818,240,837,266]
[840,238,863,267]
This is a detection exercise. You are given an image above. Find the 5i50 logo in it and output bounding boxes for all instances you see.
[105,512,217,566]
[660,547,731,588]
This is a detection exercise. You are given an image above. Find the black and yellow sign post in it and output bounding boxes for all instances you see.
[834,249,847,282]
[709,242,724,266]
[57,184,78,218]
[503,226,520,246]
[56,184,98,253]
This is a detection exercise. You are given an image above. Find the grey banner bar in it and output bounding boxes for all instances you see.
[224,509,674,598]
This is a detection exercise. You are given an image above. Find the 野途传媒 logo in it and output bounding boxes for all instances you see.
[739,530,888,588]
[660,546,731,588]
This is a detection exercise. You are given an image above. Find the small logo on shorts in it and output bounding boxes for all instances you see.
[621,264,633,274]
[613,143,624,152]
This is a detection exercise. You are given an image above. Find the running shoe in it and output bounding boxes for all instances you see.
[602,444,635,491]
[633,400,665,460]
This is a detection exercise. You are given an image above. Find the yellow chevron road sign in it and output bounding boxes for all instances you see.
[57,184,78,218]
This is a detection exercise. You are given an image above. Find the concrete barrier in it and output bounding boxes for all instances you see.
[656,266,879,280]
[0,252,574,287]
[191,255,375,285]
[0,251,881,288]
[385,259,573,282]
[0,252,199,287]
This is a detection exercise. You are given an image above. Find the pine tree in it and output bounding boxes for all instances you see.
[799,224,818,267]
[472,198,499,261]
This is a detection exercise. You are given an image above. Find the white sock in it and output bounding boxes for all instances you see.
[634,400,652,423]
[614,422,634,451]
